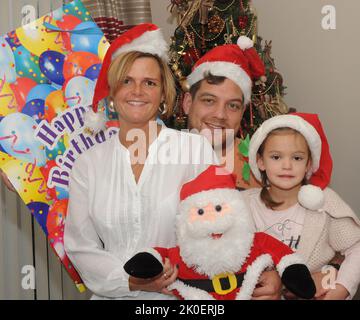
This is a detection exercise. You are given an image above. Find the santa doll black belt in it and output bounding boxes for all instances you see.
[179,272,245,295]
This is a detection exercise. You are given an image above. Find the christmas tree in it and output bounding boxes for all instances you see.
[166,0,290,137]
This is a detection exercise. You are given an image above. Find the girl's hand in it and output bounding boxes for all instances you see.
[321,284,349,300]
[129,258,178,295]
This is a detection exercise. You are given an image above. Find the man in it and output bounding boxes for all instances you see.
[183,36,262,190]
[182,37,344,300]
[182,36,281,300]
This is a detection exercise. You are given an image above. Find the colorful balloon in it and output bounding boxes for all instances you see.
[46,135,66,161]
[15,19,65,56]
[22,99,45,123]
[98,36,110,61]
[55,15,82,52]
[0,154,50,205]
[62,3,93,22]
[0,112,47,166]
[26,84,57,103]
[63,51,101,80]
[84,63,101,80]
[39,50,65,85]
[0,80,18,116]
[44,90,68,122]
[14,45,48,84]
[9,77,37,109]
[0,36,17,83]
[70,22,103,55]
[28,201,50,235]
[46,199,68,235]
[64,76,95,107]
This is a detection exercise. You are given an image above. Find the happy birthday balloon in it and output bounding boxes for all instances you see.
[9,77,37,109]
[15,19,65,57]
[71,22,103,55]
[22,99,45,123]
[0,81,18,116]
[26,84,57,103]
[0,36,17,83]
[64,76,95,107]
[39,50,65,85]
[13,45,47,84]
[0,112,46,166]
[63,51,101,80]
[98,36,110,61]
[44,90,68,122]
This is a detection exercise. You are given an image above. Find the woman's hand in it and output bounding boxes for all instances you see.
[251,270,282,300]
[129,258,178,295]
[0,169,16,192]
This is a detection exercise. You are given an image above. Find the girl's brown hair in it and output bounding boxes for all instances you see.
[107,51,176,119]
[257,127,311,209]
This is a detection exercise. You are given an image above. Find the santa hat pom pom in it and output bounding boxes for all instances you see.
[298,184,325,211]
[84,109,107,134]
[237,36,253,50]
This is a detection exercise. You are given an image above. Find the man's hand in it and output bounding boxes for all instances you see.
[129,258,178,295]
[0,169,16,192]
[251,270,282,300]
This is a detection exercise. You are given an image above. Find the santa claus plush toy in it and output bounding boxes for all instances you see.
[124,165,316,300]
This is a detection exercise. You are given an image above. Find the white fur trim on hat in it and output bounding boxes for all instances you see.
[187,61,252,105]
[249,114,322,182]
[112,28,169,62]
[298,184,325,211]
[84,108,107,134]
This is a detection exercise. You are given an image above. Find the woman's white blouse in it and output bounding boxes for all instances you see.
[64,127,217,299]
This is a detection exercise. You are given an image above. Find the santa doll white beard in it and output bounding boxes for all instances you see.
[177,210,255,278]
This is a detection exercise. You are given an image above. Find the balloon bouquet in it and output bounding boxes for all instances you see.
[0,0,111,291]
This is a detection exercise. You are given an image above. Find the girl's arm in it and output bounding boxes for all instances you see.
[327,215,360,299]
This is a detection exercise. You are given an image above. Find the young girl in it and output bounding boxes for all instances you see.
[243,113,360,300]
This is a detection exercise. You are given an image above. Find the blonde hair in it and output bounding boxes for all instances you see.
[257,127,311,209]
[107,51,175,119]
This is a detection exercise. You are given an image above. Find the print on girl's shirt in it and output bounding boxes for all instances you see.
[264,219,303,251]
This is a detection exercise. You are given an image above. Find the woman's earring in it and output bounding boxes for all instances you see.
[108,100,116,113]
[159,102,167,115]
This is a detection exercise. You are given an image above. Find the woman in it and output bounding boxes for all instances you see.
[64,24,217,300]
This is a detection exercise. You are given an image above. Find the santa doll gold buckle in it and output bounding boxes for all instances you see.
[212,272,237,295]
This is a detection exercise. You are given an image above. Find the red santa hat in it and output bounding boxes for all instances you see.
[180,165,238,205]
[84,23,168,132]
[186,36,265,105]
[248,113,333,211]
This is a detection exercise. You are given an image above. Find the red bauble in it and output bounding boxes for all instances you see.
[239,16,249,30]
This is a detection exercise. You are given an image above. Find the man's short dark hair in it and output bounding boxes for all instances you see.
[189,72,226,99]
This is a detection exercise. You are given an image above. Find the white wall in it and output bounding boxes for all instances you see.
[150,0,360,216]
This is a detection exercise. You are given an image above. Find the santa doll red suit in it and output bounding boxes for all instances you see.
[124,165,316,300]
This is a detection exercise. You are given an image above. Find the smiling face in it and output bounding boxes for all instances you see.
[257,129,312,192]
[183,78,245,147]
[112,56,164,127]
